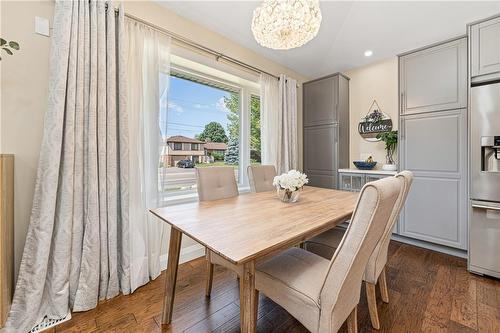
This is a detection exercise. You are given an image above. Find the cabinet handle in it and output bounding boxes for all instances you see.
[472,204,500,211]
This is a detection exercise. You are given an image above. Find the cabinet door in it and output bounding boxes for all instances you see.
[399,109,467,249]
[400,38,467,115]
[339,173,364,192]
[471,16,500,83]
[303,76,338,126]
[304,124,338,188]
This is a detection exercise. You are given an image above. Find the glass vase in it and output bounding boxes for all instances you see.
[277,187,301,203]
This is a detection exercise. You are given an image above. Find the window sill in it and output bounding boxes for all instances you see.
[161,186,251,207]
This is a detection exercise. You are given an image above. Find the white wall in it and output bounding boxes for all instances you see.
[0,0,309,278]
[345,58,399,168]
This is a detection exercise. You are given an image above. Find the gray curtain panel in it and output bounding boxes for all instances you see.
[5,1,129,332]
[277,75,298,174]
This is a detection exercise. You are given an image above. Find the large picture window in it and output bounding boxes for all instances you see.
[159,66,259,200]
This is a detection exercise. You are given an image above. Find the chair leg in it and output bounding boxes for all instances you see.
[379,267,389,303]
[347,306,358,333]
[205,252,214,297]
[366,282,380,329]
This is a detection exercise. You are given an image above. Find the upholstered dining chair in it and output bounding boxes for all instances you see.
[304,171,413,329]
[255,176,402,333]
[247,165,277,192]
[195,167,239,297]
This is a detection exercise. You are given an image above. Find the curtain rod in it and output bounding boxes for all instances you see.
[120,10,281,81]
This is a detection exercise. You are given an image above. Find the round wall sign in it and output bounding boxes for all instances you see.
[358,100,393,142]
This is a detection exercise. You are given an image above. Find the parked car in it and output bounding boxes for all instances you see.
[177,159,194,168]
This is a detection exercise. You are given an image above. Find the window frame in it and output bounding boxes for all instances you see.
[173,142,182,150]
[161,65,260,203]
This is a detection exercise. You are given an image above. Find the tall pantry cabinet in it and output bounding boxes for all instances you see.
[398,37,468,249]
[303,74,350,189]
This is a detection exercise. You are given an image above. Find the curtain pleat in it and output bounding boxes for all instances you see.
[5,1,129,331]
[277,75,298,173]
[260,74,298,174]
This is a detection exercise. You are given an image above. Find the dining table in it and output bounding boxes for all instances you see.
[150,185,359,333]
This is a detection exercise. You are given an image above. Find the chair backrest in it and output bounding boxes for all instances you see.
[363,170,414,284]
[195,167,239,201]
[247,165,277,192]
[318,176,402,333]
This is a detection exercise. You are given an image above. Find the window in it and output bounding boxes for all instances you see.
[250,95,261,165]
[159,67,260,199]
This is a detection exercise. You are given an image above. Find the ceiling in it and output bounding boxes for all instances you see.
[157,1,500,79]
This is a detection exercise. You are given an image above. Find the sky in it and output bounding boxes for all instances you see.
[160,75,233,140]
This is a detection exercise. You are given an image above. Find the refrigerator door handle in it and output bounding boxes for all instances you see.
[471,204,500,211]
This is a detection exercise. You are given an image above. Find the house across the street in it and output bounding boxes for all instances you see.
[163,135,228,166]
[203,142,228,157]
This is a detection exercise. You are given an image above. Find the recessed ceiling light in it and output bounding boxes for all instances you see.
[364,50,373,57]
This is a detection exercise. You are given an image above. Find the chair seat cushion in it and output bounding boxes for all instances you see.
[306,227,346,259]
[255,247,329,332]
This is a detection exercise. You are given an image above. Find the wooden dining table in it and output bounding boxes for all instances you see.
[150,186,359,333]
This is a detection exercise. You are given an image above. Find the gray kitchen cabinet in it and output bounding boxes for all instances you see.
[470,15,500,83]
[303,74,350,189]
[399,109,468,249]
[399,37,467,115]
[303,76,338,126]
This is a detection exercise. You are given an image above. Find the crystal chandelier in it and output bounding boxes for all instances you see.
[251,0,322,50]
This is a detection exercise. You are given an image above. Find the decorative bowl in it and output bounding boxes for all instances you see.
[353,161,377,170]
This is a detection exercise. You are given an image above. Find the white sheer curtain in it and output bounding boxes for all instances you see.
[260,74,279,167]
[125,19,171,291]
[260,73,298,174]
[6,2,129,332]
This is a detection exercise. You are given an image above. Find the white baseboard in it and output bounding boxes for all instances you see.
[159,243,206,271]
[391,234,467,259]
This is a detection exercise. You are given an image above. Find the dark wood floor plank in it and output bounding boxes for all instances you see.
[420,262,455,332]
[450,259,478,330]
[476,276,500,333]
[184,302,240,333]
[54,241,500,333]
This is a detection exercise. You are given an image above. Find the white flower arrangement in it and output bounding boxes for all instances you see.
[273,170,309,192]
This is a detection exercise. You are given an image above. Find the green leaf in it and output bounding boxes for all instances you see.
[9,41,19,50]
[2,48,13,55]
[0,38,6,46]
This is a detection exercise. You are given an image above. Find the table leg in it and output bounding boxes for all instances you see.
[239,261,258,333]
[161,228,182,325]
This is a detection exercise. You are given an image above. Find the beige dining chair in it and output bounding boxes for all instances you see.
[305,171,413,329]
[255,176,402,333]
[247,165,277,192]
[195,166,239,296]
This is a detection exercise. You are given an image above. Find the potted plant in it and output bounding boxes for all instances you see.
[377,130,398,171]
[273,170,308,203]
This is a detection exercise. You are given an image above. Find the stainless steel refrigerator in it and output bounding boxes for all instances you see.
[469,81,500,278]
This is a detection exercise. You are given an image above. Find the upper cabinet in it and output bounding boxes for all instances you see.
[470,15,500,84]
[303,75,339,126]
[399,37,467,115]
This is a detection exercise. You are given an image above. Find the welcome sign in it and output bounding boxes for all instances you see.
[358,100,393,142]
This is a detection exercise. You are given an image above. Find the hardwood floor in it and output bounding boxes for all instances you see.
[51,241,500,333]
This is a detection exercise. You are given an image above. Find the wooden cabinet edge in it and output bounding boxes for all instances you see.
[0,154,14,328]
